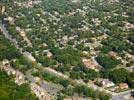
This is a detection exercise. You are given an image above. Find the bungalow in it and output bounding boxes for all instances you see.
[2,59,9,65]
[64,97,86,100]
[1,6,5,14]
[109,51,118,58]
[82,58,98,71]
[4,17,14,24]
[101,79,115,88]
[16,27,26,37]
[124,22,134,29]
[109,51,122,60]
[47,52,53,58]
[61,35,68,45]
[96,78,115,88]
[119,83,129,90]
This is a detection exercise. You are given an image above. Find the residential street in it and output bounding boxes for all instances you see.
[112,89,134,100]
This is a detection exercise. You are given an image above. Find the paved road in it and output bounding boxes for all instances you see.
[112,89,134,100]
[44,67,69,79]
[26,70,63,96]
[0,23,20,50]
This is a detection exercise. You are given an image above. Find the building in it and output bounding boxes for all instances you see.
[2,59,9,65]
[96,78,115,88]
[61,35,68,45]
[119,83,129,90]
[82,58,98,71]
[47,51,53,58]
[0,62,26,85]
[4,17,14,24]
[125,22,134,29]
[1,6,5,14]
[64,97,87,100]
[101,79,115,88]
[109,51,118,58]
[109,51,122,60]
[30,83,51,100]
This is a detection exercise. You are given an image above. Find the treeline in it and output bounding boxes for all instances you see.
[0,33,21,61]
[0,71,38,100]
[101,68,134,88]
[32,71,111,100]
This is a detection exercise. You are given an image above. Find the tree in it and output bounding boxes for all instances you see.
[0,34,21,61]
[73,85,111,99]
[52,46,82,66]
[101,38,127,53]
[109,68,129,83]
[0,71,38,100]
[127,72,134,88]
[58,79,69,88]
[96,54,120,69]
[85,69,100,80]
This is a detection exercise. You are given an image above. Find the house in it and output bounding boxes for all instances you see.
[16,27,26,37]
[64,97,86,100]
[47,52,53,58]
[14,0,42,8]
[97,34,108,41]
[0,62,26,85]
[101,79,115,88]
[92,18,101,26]
[109,51,118,58]
[72,0,81,3]
[16,27,32,46]
[125,52,134,59]
[83,51,88,55]
[42,43,48,48]
[2,59,9,65]
[61,35,68,45]
[109,51,122,60]
[126,66,134,72]
[43,50,53,58]
[125,22,134,29]
[4,17,14,24]
[122,12,129,18]
[12,70,16,75]
[82,58,98,71]
[1,6,5,14]
[107,0,119,4]
[119,83,129,90]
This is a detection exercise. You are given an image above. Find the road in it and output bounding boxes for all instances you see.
[44,67,69,79]
[0,23,35,60]
[26,70,63,96]
[0,23,24,52]
[112,89,134,100]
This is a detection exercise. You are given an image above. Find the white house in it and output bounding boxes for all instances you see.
[101,79,115,88]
